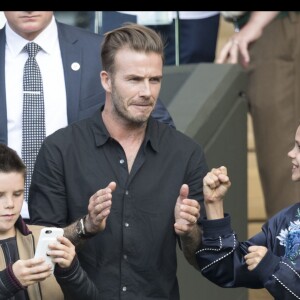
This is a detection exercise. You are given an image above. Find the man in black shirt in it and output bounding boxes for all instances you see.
[29,23,208,299]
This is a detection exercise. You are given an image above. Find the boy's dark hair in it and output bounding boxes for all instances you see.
[0,144,26,177]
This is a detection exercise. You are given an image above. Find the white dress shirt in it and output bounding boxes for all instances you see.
[5,16,68,219]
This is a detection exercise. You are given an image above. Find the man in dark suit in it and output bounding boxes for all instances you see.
[0,11,174,220]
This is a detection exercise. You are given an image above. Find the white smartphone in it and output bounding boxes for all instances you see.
[34,227,64,272]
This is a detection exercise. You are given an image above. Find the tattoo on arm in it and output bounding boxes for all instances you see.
[63,221,85,248]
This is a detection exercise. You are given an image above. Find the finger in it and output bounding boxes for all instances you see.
[94,199,112,215]
[179,184,189,201]
[228,40,240,64]
[245,253,261,263]
[25,273,51,287]
[204,173,221,189]
[95,188,111,198]
[178,210,198,224]
[245,256,260,271]
[28,257,47,267]
[216,41,232,63]
[245,259,257,271]
[100,181,117,195]
[211,167,223,176]
[245,249,262,259]
[181,198,199,208]
[247,264,256,271]
[180,201,200,219]
[218,174,230,185]
[238,42,250,67]
[89,201,111,220]
[89,192,112,214]
[48,245,75,267]
[174,220,196,235]
[247,245,260,252]
[245,256,255,265]
[108,181,117,192]
[56,235,72,246]
[215,166,230,184]
[29,263,52,275]
[244,253,255,260]
[219,166,227,175]
[93,183,115,199]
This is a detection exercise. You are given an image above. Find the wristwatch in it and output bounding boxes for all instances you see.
[76,216,97,239]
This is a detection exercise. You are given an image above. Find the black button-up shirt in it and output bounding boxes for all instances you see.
[29,109,208,300]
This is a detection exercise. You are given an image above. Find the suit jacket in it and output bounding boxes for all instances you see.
[0,20,174,144]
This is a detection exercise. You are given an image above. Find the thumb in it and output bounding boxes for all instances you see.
[219,166,227,176]
[108,181,117,192]
[179,184,189,201]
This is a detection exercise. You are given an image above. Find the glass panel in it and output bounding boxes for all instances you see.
[54,11,222,66]
[54,11,95,32]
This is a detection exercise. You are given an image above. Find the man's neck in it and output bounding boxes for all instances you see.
[102,109,147,172]
[102,108,147,143]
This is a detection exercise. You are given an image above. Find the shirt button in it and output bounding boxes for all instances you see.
[122,286,127,292]
[124,222,129,227]
[125,190,129,195]
[120,159,125,164]
[123,254,128,260]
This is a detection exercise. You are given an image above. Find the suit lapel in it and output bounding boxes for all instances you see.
[0,22,83,143]
[0,27,7,144]
[57,22,82,124]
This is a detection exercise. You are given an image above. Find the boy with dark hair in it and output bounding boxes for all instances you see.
[0,143,91,299]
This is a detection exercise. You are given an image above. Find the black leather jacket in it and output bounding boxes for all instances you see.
[55,257,100,300]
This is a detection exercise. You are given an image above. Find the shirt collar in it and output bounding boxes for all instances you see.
[5,15,58,56]
[144,117,159,153]
[91,107,160,153]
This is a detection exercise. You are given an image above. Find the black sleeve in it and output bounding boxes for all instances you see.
[55,257,100,300]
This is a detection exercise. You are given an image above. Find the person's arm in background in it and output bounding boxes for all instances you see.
[217,11,279,68]
[196,166,266,288]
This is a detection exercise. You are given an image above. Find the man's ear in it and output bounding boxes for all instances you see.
[100,71,111,92]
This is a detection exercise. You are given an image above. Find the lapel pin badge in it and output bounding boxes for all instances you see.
[71,62,80,71]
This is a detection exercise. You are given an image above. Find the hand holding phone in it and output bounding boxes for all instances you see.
[34,227,64,272]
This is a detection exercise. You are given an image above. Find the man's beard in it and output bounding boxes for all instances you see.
[111,88,150,126]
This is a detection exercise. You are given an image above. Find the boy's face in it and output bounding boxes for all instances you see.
[0,172,24,239]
